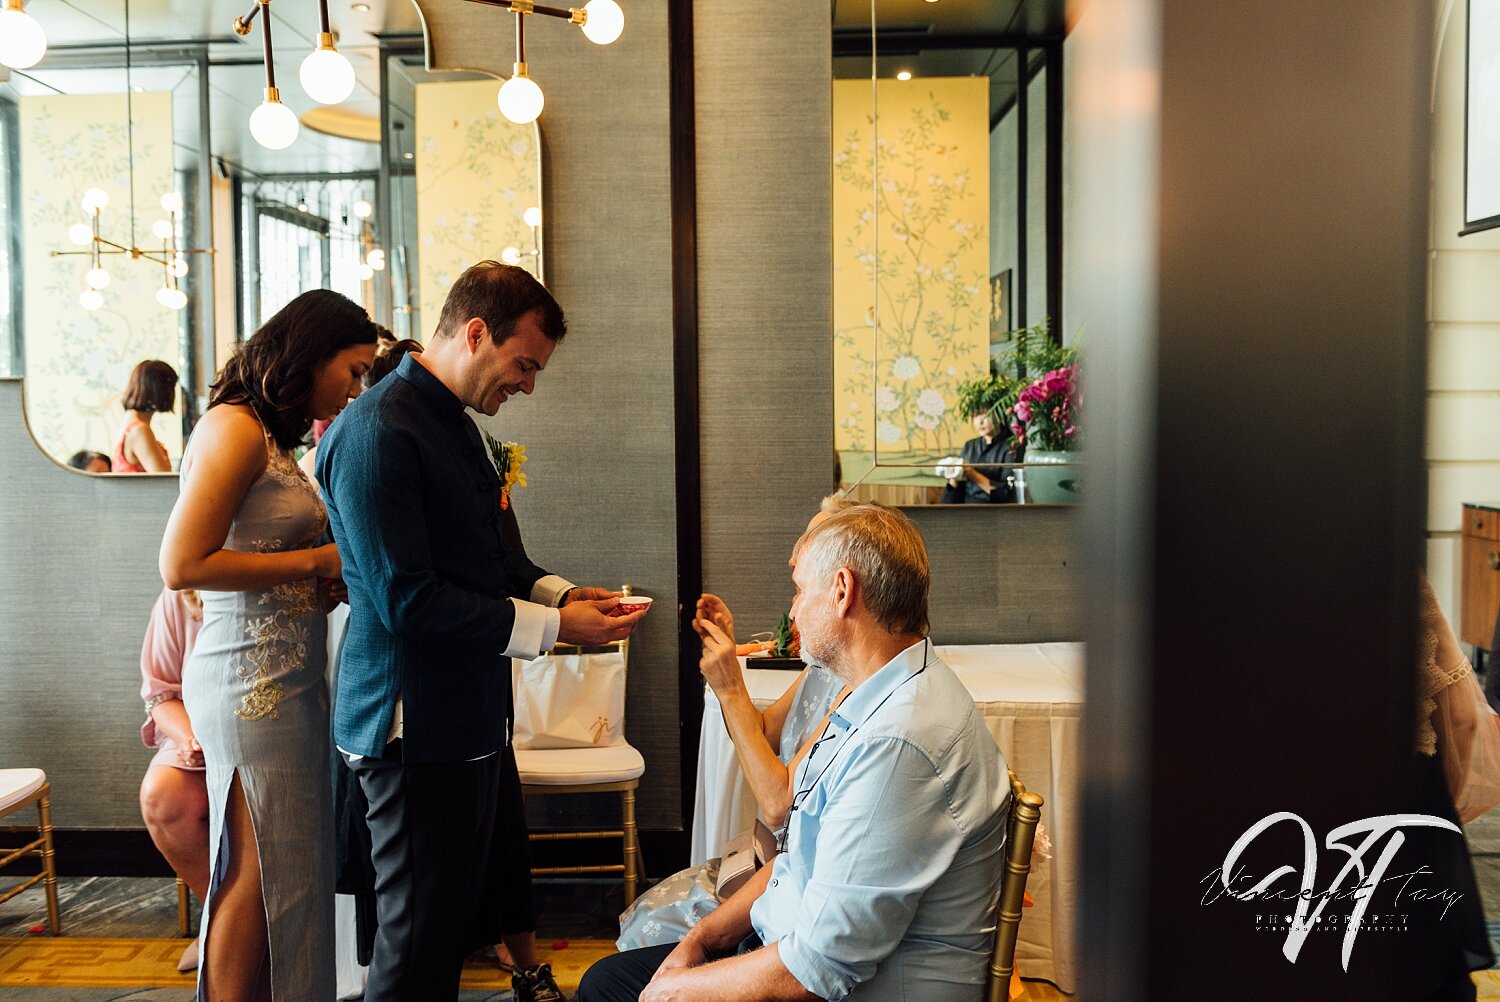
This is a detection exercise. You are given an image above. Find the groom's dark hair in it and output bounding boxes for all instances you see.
[433,261,567,346]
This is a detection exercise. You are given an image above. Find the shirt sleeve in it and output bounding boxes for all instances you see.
[775,735,966,1000]
[321,418,522,649]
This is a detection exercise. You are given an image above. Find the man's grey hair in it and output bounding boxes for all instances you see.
[820,492,855,515]
[797,503,930,636]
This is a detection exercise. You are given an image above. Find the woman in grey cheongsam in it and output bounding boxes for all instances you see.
[161,290,378,1001]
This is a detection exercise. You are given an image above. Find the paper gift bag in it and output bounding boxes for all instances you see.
[511,649,626,749]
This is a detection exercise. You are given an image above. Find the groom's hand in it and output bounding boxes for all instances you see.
[558,598,647,645]
[563,586,620,605]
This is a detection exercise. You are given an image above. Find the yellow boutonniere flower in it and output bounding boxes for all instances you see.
[482,431,529,510]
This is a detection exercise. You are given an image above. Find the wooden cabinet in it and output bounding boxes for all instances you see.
[1462,503,1500,649]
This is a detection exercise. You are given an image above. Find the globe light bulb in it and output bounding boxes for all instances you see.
[249,93,300,150]
[167,288,188,310]
[497,72,544,125]
[500,246,522,266]
[523,206,542,228]
[367,249,386,271]
[160,191,184,214]
[169,256,189,278]
[300,43,356,105]
[580,0,624,45]
[80,188,110,214]
[156,286,175,308]
[356,262,374,281]
[0,4,47,70]
[68,223,93,246]
[352,199,373,219]
[152,219,173,240]
[79,288,103,311]
[86,267,111,290]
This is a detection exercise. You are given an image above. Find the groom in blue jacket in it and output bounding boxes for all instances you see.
[318,261,646,1001]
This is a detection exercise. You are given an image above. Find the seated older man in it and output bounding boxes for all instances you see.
[580,503,1009,1002]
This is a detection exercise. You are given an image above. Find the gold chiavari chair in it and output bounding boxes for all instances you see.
[986,769,1045,1002]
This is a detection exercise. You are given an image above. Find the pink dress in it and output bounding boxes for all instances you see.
[140,589,205,771]
[112,415,149,473]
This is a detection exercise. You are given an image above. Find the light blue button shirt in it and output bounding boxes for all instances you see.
[749,639,1008,1001]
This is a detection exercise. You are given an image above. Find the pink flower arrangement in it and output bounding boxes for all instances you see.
[1010,364,1080,452]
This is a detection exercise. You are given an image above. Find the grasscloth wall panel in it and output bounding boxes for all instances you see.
[694,0,836,631]
[0,379,177,826]
[414,0,680,825]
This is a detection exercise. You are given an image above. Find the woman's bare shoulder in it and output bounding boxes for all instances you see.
[180,404,268,475]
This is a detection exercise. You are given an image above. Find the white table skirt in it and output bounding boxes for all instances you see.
[691,642,1082,992]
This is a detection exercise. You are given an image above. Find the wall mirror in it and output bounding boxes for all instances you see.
[0,4,540,474]
[832,0,1075,506]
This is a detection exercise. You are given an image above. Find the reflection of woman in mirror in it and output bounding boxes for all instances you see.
[114,359,178,473]
[941,408,1015,504]
[138,586,208,972]
[159,290,377,1001]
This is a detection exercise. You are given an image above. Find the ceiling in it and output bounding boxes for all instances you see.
[0,0,425,175]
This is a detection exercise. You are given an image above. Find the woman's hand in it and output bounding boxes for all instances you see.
[318,577,348,612]
[311,542,342,580]
[177,735,204,769]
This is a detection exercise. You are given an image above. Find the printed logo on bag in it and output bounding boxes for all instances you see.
[1199,811,1467,971]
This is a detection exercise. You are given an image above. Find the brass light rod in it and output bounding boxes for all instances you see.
[463,0,585,25]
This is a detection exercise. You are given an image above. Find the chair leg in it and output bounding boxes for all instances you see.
[176,876,191,936]
[621,787,639,906]
[37,791,61,935]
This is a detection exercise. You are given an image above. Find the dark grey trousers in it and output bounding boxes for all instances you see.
[346,745,503,1002]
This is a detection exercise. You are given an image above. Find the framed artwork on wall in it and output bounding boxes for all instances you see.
[1463,0,1500,234]
[989,269,1013,345]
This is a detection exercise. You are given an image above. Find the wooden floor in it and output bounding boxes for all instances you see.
[0,877,1087,999]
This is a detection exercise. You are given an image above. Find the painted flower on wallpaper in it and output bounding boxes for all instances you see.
[416,80,539,335]
[831,80,989,454]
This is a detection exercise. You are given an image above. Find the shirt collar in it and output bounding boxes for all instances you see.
[829,638,932,729]
[396,352,466,423]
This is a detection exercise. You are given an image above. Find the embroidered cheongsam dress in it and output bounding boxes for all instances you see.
[182,422,333,1001]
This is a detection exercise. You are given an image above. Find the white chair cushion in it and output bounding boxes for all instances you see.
[0,768,46,813]
[515,742,645,786]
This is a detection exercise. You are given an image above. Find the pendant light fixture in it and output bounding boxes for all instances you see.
[0,0,47,70]
[466,0,624,125]
[53,0,211,313]
[234,0,300,150]
[300,0,356,105]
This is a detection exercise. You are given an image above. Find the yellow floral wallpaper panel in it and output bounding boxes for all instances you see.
[415,80,541,338]
[20,92,182,466]
[833,77,990,458]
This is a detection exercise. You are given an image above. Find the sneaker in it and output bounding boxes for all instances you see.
[512,962,566,1002]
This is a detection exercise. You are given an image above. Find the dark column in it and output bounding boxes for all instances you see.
[1076,0,1431,997]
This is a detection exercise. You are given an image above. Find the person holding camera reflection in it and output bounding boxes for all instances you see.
[941,407,1015,504]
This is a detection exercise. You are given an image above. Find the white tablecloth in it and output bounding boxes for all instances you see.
[691,642,1082,992]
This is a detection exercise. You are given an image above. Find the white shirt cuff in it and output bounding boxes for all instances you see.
[531,574,576,607]
[506,598,560,659]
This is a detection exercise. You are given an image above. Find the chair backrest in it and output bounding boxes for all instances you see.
[986,769,1045,1002]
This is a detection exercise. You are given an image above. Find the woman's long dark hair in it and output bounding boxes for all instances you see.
[210,290,378,450]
